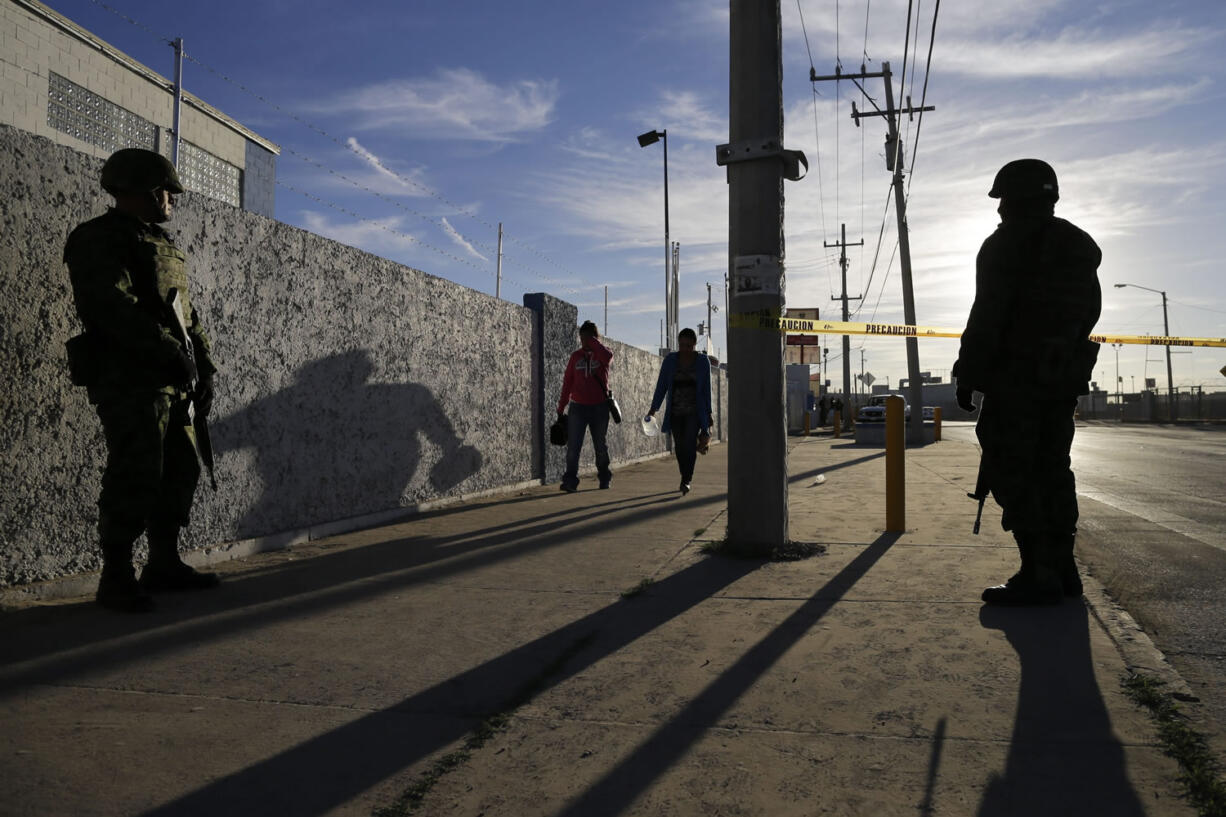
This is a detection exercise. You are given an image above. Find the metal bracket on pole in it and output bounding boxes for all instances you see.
[716,139,808,181]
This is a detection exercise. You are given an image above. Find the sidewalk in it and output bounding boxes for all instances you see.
[0,435,1196,816]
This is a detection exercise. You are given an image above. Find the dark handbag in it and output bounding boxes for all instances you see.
[550,415,568,446]
[596,369,622,424]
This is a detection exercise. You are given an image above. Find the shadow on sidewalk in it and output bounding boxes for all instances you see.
[554,531,902,817]
[0,490,683,693]
[133,554,765,816]
[975,602,1145,816]
[2,446,885,691]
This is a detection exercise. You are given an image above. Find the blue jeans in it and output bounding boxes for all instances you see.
[671,411,699,484]
[563,401,611,489]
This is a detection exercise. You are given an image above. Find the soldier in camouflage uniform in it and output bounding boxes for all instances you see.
[64,148,220,613]
[953,159,1102,605]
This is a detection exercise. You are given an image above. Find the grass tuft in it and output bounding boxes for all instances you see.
[1123,673,1226,817]
[620,578,654,598]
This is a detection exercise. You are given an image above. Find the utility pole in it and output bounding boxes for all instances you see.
[722,0,790,552]
[495,222,503,299]
[811,61,934,437]
[706,281,716,354]
[825,222,863,410]
[170,38,184,167]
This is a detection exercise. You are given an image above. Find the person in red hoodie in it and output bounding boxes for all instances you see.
[557,321,614,492]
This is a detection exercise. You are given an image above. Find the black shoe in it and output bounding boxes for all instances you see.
[679,482,690,495]
[982,570,1062,606]
[599,481,611,490]
[96,565,154,613]
[140,561,221,592]
[560,483,577,494]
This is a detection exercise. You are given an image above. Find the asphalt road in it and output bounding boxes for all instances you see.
[944,419,1226,759]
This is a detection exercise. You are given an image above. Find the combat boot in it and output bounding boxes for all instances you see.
[1052,532,1082,597]
[140,530,220,592]
[982,532,1062,606]
[96,539,154,613]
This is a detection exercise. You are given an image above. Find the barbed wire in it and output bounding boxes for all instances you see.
[85,0,605,297]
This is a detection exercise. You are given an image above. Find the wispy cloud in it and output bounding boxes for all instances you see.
[642,90,726,144]
[312,68,559,142]
[345,137,429,195]
[441,217,489,261]
[299,211,423,260]
[936,24,1218,79]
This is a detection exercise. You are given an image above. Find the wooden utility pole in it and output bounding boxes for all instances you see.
[811,61,934,437]
[824,223,863,411]
[721,0,797,553]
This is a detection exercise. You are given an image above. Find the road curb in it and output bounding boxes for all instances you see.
[1078,560,1198,701]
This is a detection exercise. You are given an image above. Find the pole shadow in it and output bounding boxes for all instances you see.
[976,602,1146,816]
[133,554,764,816]
[554,531,902,817]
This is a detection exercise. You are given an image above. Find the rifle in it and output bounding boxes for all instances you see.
[967,449,988,535]
[165,288,218,491]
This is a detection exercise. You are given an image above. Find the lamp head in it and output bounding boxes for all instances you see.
[1113,284,1126,288]
[637,130,663,147]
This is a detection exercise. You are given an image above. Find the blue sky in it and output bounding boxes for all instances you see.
[47,0,1226,391]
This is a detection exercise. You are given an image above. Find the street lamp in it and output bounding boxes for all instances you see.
[638,129,673,351]
[1114,283,1175,420]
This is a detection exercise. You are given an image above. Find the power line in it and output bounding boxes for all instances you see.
[893,0,914,176]
[906,0,940,196]
[851,184,894,317]
[864,238,901,325]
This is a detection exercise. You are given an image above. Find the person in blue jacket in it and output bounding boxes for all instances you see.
[646,328,712,495]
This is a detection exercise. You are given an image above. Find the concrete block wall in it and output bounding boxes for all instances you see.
[1,0,272,206]
[0,125,724,590]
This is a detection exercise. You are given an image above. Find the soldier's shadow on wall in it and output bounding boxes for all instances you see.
[210,349,482,538]
[976,602,1146,817]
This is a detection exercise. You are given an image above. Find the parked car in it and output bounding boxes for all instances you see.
[855,394,910,423]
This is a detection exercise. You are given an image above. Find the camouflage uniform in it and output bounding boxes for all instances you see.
[65,208,215,547]
[64,149,218,609]
[954,159,1101,604]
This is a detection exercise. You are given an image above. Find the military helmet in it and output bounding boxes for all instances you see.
[100,148,185,196]
[988,158,1058,201]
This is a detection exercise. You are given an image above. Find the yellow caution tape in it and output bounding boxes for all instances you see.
[1087,333,1226,348]
[729,312,1226,347]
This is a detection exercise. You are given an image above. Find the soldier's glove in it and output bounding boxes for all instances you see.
[195,374,214,417]
[956,387,977,413]
[168,349,198,386]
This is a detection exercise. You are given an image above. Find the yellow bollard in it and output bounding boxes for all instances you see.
[885,395,905,532]
[933,406,942,442]
[832,410,842,438]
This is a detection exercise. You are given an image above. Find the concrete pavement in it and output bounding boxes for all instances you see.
[0,434,1200,816]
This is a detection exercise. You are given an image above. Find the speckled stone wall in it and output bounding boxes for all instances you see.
[0,127,532,586]
[0,126,723,588]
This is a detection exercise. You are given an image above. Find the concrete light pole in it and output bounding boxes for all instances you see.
[1115,283,1176,421]
[638,129,672,351]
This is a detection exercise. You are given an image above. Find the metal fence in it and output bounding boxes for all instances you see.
[1078,389,1226,422]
